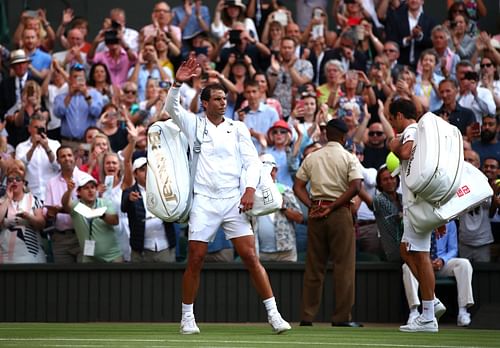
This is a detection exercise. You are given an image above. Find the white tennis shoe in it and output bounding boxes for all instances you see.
[180,314,200,335]
[400,315,438,333]
[268,312,292,334]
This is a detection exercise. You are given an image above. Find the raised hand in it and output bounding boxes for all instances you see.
[175,57,200,82]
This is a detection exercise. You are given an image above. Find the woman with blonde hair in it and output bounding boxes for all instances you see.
[80,133,111,181]
[0,161,46,263]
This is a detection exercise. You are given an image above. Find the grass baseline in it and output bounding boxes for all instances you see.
[0,323,498,348]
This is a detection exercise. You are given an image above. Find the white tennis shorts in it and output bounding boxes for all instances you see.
[188,194,253,242]
[401,209,432,252]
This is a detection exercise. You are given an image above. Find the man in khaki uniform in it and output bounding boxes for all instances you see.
[293,118,363,327]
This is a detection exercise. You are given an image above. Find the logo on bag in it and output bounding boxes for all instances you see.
[457,185,470,197]
[262,187,273,205]
[149,131,161,150]
[405,145,416,177]
[147,192,156,209]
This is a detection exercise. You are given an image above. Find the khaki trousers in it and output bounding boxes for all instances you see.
[301,206,356,323]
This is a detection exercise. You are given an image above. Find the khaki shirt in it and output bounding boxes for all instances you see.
[296,142,363,200]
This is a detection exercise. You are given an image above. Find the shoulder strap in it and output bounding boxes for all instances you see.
[189,116,205,194]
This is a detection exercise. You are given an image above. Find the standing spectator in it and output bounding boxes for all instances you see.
[456,61,496,123]
[429,25,460,80]
[211,0,259,43]
[88,27,137,87]
[414,49,444,112]
[472,115,500,165]
[362,122,390,170]
[13,9,55,53]
[172,0,211,50]
[95,8,140,54]
[0,161,46,263]
[383,41,405,83]
[294,118,363,327]
[267,37,313,119]
[239,80,279,154]
[254,154,303,262]
[97,104,129,152]
[45,146,87,263]
[154,31,181,79]
[373,166,403,262]
[448,12,476,60]
[239,72,283,119]
[141,2,182,51]
[15,115,60,203]
[433,79,476,137]
[167,58,291,335]
[61,174,123,263]
[385,0,436,69]
[478,56,500,110]
[300,6,337,48]
[53,64,104,143]
[51,28,88,72]
[41,60,68,141]
[402,221,474,326]
[387,98,440,333]
[261,19,285,57]
[121,157,177,263]
[317,59,344,115]
[87,63,120,106]
[128,43,172,102]
[22,28,52,80]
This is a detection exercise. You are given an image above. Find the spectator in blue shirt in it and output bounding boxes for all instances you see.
[53,64,103,142]
[172,0,211,57]
[22,28,51,80]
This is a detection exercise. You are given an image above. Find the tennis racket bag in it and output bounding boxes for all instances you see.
[407,162,493,234]
[247,164,283,217]
[405,112,463,205]
[146,120,192,223]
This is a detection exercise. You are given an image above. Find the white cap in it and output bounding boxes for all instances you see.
[77,173,98,188]
[132,157,147,171]
[260,153,277,168]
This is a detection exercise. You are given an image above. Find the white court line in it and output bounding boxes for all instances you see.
[0,338,489,348]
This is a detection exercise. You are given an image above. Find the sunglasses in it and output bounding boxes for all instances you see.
[7,176,23,184]
[480,63,493,68]
[368,131,384,136]
[272,129,288,135]
[301,91,316,98]
[123,89,137,95]
[70,63,85,71]
[383,49,397,53]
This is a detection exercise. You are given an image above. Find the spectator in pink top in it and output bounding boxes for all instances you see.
[87,27,137,86]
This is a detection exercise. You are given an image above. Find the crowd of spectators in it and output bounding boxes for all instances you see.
[0,0,498,265]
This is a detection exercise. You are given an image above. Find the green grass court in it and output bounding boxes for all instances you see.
[0,323,499,348]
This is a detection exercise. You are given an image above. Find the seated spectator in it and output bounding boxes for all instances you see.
[121,157,177,263]
[21,28,52,80]
[95,8,140,54]
[53,64,104,144]
[265,120,301,188]
[97,104,130,152]
[56,11,92,54]
[446,0,487,29]
[456,61,496,123]
[254,154,303,262]
[45,146,87,263]
[99,150,134,262]
[433,79,476,138]
[52,28,88,72]
[172,0,211,54]
[87,63,120,106]
[239,79,279,153]
[87,26,137,87]
[385,67,424,116]
[0,160,46,263]
[128,42,173,102]
[402,221,474,327]
[141,2,182,51]
[458,158,497,262]
[414,50,444,112]
[472,115,500,166]
[478,56,500,109]
[41,60,68,140]
[211,0,259,44]
[15,114,60,203]
[13,9,55,53]
[382,41,405,84]
[373,165,403,262]
[154,30,180,78]
[62,174,123,263]
[444,2,479,38]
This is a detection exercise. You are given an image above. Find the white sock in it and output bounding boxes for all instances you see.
[182,303,194,317]
[263,297,278,316]
[459,307,468,315]
[422,300,435,321]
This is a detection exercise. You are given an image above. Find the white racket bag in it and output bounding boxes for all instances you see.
[246,163,283,217]
[405,112,464,204]
[407,162,493,234]
[146,120,192,223]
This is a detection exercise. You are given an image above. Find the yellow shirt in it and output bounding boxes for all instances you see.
[296,141,363,200]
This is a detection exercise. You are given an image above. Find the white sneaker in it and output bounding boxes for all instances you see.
[434,299,447,321]
[180,314,200,335]
[268,312,292,334]
[457,312,471,327]
[400,315,438,333]
[407,311,420,325]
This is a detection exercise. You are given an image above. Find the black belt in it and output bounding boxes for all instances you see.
[357,220,376,226]
[61,136,82,142]
[55,229,75,234]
